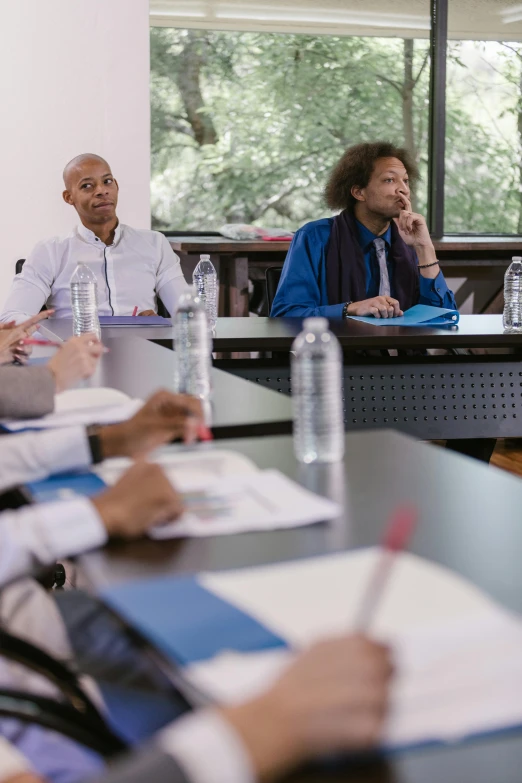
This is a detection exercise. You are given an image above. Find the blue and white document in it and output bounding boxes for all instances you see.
[349,303,459,327]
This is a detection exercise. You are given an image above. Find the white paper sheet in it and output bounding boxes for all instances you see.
[96,449,258,491]
[149,469,341,538]
[201,549,500,644]
[183,550,522,748]
[96,451,339,537]
[1,388,142,431]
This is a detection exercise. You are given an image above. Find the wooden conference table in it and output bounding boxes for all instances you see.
[43,316,522,440]
[79,428,522,783]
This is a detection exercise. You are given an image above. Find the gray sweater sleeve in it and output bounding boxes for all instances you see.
[0,365,55,419]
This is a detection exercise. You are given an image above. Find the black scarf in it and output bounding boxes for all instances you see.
[325,210,420,311]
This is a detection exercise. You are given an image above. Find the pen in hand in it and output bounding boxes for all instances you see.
[354,505,418,632]
[21,338,110,353]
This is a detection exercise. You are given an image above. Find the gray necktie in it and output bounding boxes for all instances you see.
[373,237,391,298]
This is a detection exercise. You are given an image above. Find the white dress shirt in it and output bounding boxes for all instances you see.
[0,429,255,783]
[0,426,107,586]
[1,223,189,323]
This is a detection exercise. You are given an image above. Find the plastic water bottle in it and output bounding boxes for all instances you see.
[173,288,212,401]
[70,263,101,340]
[291,317,345,464]
[503,256,522,332]
[192,254,218,330]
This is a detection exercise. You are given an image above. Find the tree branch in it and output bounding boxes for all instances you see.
[373,73,403,95]
[413,50,429,88]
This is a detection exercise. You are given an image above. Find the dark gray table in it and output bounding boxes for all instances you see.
[41,317,522,440]
[84,336,291,439]
[41,314,522,351]
[79,429,522,782]
[80,429,522,611]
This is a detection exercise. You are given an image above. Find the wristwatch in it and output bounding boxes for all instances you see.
[342,302,352,319]
[86,424,104,464]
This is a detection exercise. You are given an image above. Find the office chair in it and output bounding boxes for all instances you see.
[0,629,127,757]
[265,266,283,313]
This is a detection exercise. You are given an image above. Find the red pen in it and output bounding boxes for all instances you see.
[354,505,418,631]
[198,424,213,442]
[21,338,109,353]
[21,339,62,348]
[132,306,138,316]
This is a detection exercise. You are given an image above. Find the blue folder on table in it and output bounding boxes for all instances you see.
[348,304,459,327]
[102,575,287,665]
[99,316,172,327]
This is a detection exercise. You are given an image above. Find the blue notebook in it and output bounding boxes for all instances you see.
[348,304,459,327]
[99,316,172,327]
[102,575,287,665]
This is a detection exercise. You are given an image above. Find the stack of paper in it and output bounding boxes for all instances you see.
[97,451,340,537]
[102,549,522,750]
[1,388,142,431]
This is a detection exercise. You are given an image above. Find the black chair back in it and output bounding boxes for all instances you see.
[265,266,283,314]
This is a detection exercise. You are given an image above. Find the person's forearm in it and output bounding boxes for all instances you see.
[157,276,190,318]
[0,499,106,587]
[415,244,440,279]
[271,301,345,319]
[0,367,55,419]
[0,427,91,492]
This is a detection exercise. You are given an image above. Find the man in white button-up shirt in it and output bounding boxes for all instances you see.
[1,155,189,324]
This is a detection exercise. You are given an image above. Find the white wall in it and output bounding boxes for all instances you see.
[0,0,151,308]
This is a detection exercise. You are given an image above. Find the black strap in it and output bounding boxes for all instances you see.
[87,426,104,464]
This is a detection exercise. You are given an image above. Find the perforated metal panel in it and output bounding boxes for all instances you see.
[224,358,522,439]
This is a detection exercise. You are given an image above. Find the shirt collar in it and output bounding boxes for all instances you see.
[76,220,122,247]
[355,219,392,252]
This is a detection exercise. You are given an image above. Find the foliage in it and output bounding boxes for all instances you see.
[150,28,522,234]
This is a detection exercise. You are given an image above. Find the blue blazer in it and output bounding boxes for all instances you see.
[271,217,456,318]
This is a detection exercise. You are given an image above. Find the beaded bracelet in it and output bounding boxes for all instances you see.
[417,260,440,268]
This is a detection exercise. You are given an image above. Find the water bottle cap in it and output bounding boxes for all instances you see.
[70,262,97,283]
[512,256,522,262]
[303,317,329,331]
[200,254,211,261]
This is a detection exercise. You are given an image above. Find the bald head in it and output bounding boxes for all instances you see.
[63,153,110,189]
[62,154,119,229]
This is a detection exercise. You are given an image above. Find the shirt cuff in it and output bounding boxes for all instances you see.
[158,709,255,783]
[0,737,33,779]
[418,270,449,302]
[30,497,108,560]
[35,426,92,475]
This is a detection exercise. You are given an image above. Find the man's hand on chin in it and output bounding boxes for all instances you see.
[394,195,440,278]
[393,195,432,249]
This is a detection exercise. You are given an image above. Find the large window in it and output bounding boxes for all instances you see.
[150,4,430,231]
[150,1,522,236]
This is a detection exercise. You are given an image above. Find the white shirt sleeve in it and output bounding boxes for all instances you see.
[155,234,190,317]
[0,737,33,781]
[157,709,255,783]
[0,498,107,587]
[0,426,92,493]
[1,241,54,324]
